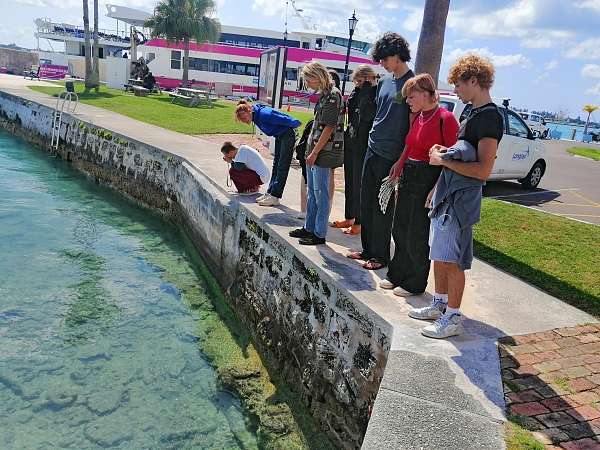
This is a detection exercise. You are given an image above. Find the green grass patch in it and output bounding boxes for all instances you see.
[475,199,600,316]
[29,82,313,135]
[567,146,600,161]
[505,416,545,450]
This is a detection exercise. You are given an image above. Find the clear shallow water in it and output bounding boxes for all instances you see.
[547,122,600,141]
[0,130,259,449]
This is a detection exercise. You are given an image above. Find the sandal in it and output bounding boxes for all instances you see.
[362,258,387,270]
[343,225,361,235]
[330,219,354,228]
[346,251,366,260]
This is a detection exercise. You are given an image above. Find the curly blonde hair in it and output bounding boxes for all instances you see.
[447,54,495,90]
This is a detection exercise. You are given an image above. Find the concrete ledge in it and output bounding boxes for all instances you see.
[1,79,596,449]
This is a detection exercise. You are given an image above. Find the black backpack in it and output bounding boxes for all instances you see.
[294,119,314,163]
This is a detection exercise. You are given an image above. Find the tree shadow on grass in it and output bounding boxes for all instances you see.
[473,240,599,317]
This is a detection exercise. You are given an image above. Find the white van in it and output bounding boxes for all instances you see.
[518,112,550,139]
[438,94,547,189]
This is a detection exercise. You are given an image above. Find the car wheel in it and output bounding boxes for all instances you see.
[519,161,544,189]
[542,130,548,139]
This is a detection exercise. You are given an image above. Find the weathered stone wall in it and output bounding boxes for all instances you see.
[0,48,38,74]
[0,91,392,449]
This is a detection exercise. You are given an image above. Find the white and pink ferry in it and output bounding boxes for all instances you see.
[36,4,384,100]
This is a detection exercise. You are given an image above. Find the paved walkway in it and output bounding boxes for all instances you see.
[1,74,596,449]
[502,325,600,449]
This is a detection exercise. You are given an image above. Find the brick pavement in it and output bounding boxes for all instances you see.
[500,324,600,449]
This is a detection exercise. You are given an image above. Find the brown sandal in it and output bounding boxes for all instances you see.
[343,225,361,235]
[346,251,366,260]
[330,219,354,228]
[362,258,386,270]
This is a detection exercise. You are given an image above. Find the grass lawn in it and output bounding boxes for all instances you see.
[29,82,314,135]
[504,417,545,450]
[567,146,600,161]
[475,199,600,316]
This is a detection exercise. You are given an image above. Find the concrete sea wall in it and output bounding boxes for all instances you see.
[0,91,392,449]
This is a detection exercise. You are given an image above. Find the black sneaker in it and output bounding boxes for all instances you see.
[289,228,313,238]
[299,235,326,245]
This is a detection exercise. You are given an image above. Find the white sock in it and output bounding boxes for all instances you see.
[445,307,461,316]
[434,293,448,303]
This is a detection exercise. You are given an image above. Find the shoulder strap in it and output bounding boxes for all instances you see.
[439,113,445,147]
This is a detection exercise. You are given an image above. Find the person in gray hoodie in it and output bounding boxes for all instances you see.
[408,54,504,339]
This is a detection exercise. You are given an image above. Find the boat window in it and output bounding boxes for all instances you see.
[170,50,181,70]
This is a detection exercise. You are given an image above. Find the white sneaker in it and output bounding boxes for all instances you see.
[421,313,463,339]
[256,193,269,202]
[297,212,306,220]
[258,195,280,206]
[409,298,447,320]
[393,286,418,297]
[379,279,395,290]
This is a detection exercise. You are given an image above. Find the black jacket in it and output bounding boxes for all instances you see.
[345,82,377,152]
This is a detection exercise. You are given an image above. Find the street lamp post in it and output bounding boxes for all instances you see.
[341,11,358,96]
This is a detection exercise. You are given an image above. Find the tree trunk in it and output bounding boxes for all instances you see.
[414,0,450,87]
[83,0,93,91]
[182,36,190,88]
[584,112,591,135]
[91,0,100,90]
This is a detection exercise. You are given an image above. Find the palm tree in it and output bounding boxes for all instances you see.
[145,0,221,88]
[414,0,451,87]
[83,0,94,91]
[583,104,599,135]
[91,0,100,91]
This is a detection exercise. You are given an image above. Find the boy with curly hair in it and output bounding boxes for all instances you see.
[346,32,414,270]
[409,54,504,339]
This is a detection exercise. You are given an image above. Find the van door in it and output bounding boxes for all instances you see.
[503,110,534,177]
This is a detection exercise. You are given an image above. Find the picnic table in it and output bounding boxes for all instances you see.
[169,87,213,108]
[125,78,161,95]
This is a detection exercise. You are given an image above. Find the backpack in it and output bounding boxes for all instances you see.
[294,119,314,163]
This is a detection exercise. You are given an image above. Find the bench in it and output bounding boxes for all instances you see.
[169,92,196,106]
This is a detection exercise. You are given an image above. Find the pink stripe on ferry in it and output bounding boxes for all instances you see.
[146,39,374,64]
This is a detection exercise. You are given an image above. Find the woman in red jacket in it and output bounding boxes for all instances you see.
[380,73,459,296]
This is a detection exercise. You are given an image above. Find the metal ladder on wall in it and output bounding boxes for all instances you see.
[51,91,78,149]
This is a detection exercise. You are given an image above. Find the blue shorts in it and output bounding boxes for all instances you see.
[429,207,473,271]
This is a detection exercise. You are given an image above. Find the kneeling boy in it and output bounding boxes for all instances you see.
[221,141,270,194]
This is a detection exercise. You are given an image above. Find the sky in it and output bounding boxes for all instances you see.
[2,0,600,119]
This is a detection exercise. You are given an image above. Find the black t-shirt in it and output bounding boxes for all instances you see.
[458,103,504,152]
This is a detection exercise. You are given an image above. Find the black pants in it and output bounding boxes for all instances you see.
[344,136,368,224]
[360,149,396,263]
[387,161,442,293]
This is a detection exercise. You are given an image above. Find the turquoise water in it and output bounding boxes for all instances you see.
[547,122,600,141]
[0,130,258,449]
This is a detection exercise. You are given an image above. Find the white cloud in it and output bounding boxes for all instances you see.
[565,38,600,60]
[446,0,574,49]
[249,0,391,41]
[251,0,285,16]
[577,0,600,12]
[9,0,157,10]
[402,7,423,32]
[586,82,600,97]
[545,60,559,70]
[446,47,531,68]
[582,64,600,78]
